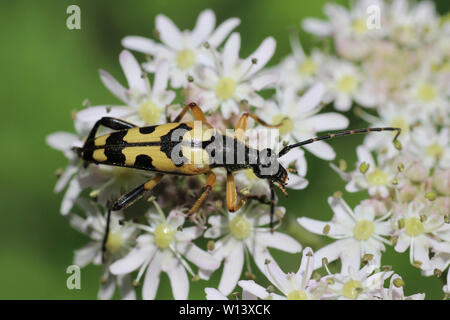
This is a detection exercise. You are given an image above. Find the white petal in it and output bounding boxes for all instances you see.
[238,280,268,299]
[334,94,352,111]
[208,18,240,47]
[99,69,129,104]
[110,246,155,275]
[255,231,302,253]
[191,9,216,47]
[297,217,345,238]
[46,132,78,153]
[285,174,309,190]
[394,234,410,253]
[242,290,258,300]
[238,280,281,300]
[251,73,279,91]
[241,37,276,79]
[218,241,244,295]
[208,214,228,228]
[413,241,430,270]
[122,36,159,55]
[308,113,349,132]
[119,50,148,94]
[221,99,239,119]
[155,14,182,50]
[152,60,170,97]
[340,241,362,272]
[166,258,189,300]
[205,288,228,300]
[177,242,220,271]
[265,259,290,294]
[297,247,314,285]
[175,226,203,242]
[374,221,392,236]
[302,18,333,36]
[75,106,131,128]
[54,165,78,193]
[61,177,83,215]
[167,210,185,229]
[222,33,240,74]
[142,251,162,300]
[356,145,376,168]
[328,196,355,229]
[297,82,325,113]
[303,140,336,160]
[74,241,101,267]
[312,240,347,269]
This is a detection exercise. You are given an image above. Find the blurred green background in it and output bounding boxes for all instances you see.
[0,0,448,299]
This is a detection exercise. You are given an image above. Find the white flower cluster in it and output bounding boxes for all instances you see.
[47,1,449,300]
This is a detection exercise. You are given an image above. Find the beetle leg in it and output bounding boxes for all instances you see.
[226,172,246,212]
[269,181,275,233]
[102,174,164,262]
[172,102,208,123]
[235,112,282,141]
[187,171,216,217]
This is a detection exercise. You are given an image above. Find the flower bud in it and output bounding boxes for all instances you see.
[406,162,428,182]
[432,169,450,195]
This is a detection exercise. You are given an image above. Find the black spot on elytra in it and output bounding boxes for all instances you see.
[134,154,155,170]
[106,131,127,146]
[104,146,126,165]
[160,123,192,167]
[139,126,157,134]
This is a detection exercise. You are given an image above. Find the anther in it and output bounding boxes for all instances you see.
[207,240,215,251]
[393,278,404,287]
[245,271,256,280]
[323,224,330,235]
[359,162,370,174]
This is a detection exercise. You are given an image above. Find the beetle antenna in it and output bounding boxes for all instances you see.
[101,202,113,264]
[278,127,401,157]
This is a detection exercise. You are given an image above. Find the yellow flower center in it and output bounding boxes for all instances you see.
[176,49,196,70]
[287,290,308,300]
[426,142,443,159]
[337,75,358,94]
[272,114,294,135]
[298,58,318,76]
[367,168,388,186]
[105,231,123,254]
[244,169,258,181]
[229,216,252,240]
[390,117,409,136]
[353,220,375,241]
[215,77,237,100]
[154,223,175,249]
[138,101,162,124]
[405,217,424,237]
[343,279,363,299]
[352,19,367,35]
[416,83,437,102]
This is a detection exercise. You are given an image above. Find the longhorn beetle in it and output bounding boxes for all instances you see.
[74,102,401,261]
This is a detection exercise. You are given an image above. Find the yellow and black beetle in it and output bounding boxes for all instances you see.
[75,102,401,258]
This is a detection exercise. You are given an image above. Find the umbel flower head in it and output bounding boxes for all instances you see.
[47,2,449,300]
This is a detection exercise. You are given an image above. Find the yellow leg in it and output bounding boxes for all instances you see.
[235,112,283,141]
[172,102,208,123]
[187,171,216,216]
[226,172,246,212]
